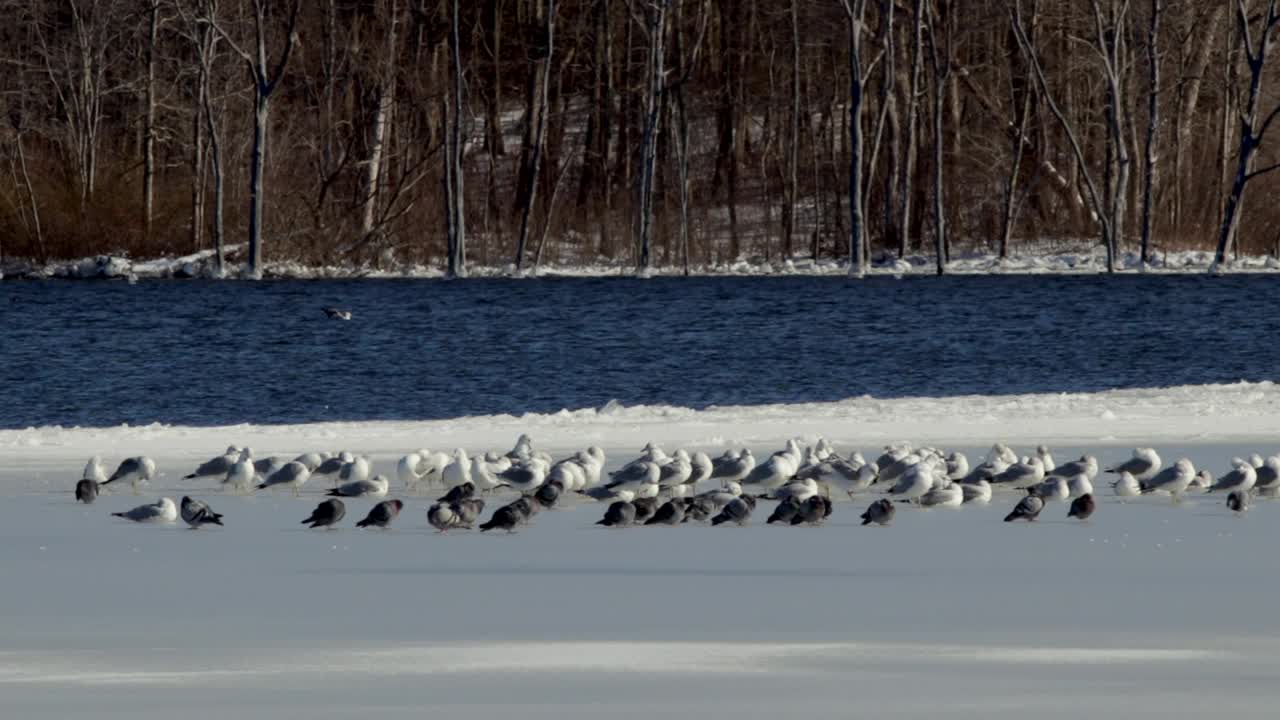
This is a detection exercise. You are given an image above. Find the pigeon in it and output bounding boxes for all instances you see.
[506,497,539,523]
[357,499,404,528]
[1004,494,1045,522]
[683,496,716,523]
[322,306,352,320]
[632,497,660,524]
[1067,493,1095,521]
[645,499,686,526]
[451,498,486,528]
[479,504,523,533]
[766,497,803,525]
[180,496,224,528]
[860,498,895,526]
[301,499,346,528]
[438,482,475,504]
[427,502,458,532]
[257,461,311,495]
[533,479,564,509]
[711,495,756,526]
[597,501,637,527]
[112,497,178,523]
[75,478,99,504]
[790,495,832,525]
[1227,490,1249,514]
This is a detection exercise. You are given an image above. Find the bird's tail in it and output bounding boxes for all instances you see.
[209,514,224,526]
[711,515,727,526]
[860,516,872,526]
[183,473,196,480]
[356,518,371,528]
[479,519,497,532]
[111,512,125,518]
[325,489,341,497]
[1003,512,1018,522]
[300,517,312,525]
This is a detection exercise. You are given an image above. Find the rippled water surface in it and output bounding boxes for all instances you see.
[1,276,1276,428]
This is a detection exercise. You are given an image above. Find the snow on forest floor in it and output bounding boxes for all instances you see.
[4,383,1280,717]
[4,244,1280,281]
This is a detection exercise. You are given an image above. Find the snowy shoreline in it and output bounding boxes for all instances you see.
[4,382,1275,460]
[4,246,1280,281]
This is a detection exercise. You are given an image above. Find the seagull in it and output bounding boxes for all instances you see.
[75,478,99,504]
[180,496,224,528]
[887,458,938,502]
[1112,471,1141,498]
[768,477,820,503]
[1067,493,1095,521]
[1227,490,1250,514]
[597,501,637,527]
[1253,456,1280,495]
[253,456,286,482]
[506,434,534,461]
[357,499,404,529]
[711,495,756,526]
[112,497,178,523]
[1031,476,1069,502]
[990,457,1045,489]
[301,499,346,528]
[961,479,992,504]
[258,461,311,495]
[739,441,802,493]
[920,482,963,508]
[1066,473,1094,499]
[645,499,686,525]
[185,447,240,480]
[293,452,328,473]
[860,498,895,526]
[1189,469,1214,491]
[604,460,661,495]
[797,456,874,498]
[1205,460,1257,495]
[311,451,354,485]
[1035,445,1056,473]
[710,449,756,485]
[945,452,970,480]
[326,474,390,498]
[83,456,108,484]
[442,449,473,489]
[322,307,352,320]
[224,449,256,492]
[337,456,372,486]
[1004,494,1045,522]
[497,458,549,494]
[685,452,714,487]
[1106,448,1162,482]
[1046,454,1099,480]
[102,456,158,494]
[656,450,693,491]
[1140,458,1195,501]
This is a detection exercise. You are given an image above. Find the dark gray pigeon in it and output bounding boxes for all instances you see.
[357,499,404,528]
[597,501,637,527]
[860,499,895,526]
[75,479,99,504]
[1004,494,1045,522]
[302,499,346,528]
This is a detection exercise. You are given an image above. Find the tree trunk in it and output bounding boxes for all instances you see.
[248,92,268,278]
[516,0,556,270]
[1139,0,1161,268]
[447,0,468,277]
[899,0,923,258]
[843,0,868,277]
[636,0,668,272]
[143,0,159,243]
[782,0,800,260]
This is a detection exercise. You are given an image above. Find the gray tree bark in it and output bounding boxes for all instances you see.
[1139,0,1161,268]
[516,0,556,270]
[842,0,868,277]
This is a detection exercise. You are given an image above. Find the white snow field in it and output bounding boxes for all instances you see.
[3,382,1280,718]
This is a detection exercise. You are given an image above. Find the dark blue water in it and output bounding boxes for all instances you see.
[1,277,1275,429]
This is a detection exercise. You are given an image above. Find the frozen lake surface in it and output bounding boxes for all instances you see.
[4,388,1280,718]
[4,275,1280,428]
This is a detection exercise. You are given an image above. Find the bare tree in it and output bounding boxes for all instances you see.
[208,0,302,278]
[446,0,468,278]
[926,0,952,276]
[515,0,556,271]
[841,0,868,277]
[781,0,801,260]
[899,0,923,259]
[1139,0,1161,268]
[1213,0,1280,270]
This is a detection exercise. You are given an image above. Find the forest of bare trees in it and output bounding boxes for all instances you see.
[1,0,1279,276]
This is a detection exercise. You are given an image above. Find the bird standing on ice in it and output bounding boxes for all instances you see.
[1139,458,1194,502]
[1003,494,1044,522]
[184,447,240,481]
[1106,448,1162,482]
[102,457,158,494]
[327,474,390,498]
[301,499,346,528]
[1227,490,1249,515]
[860,499,895,526]
[1067,493,1095,521]
[357,499,404,528]
[180,496,224,528]
[1205,460,1257,495]
[258,461,311,495]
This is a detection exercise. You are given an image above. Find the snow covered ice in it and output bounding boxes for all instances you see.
[3,384,1280,717]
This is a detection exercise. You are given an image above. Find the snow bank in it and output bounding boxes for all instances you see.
[3,382,1275,461]
[5,246,1280,281]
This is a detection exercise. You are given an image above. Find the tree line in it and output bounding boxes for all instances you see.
[0,0,1278,277]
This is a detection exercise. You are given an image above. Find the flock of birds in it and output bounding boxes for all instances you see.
[72,434,1272,533]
